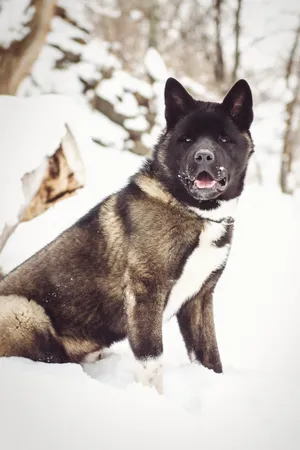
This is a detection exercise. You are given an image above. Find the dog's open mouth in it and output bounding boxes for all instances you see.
[180,167,228,200]
[194,171,216,189]
[194,171,227,190]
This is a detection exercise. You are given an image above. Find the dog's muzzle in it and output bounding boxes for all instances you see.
[179,148,229,200]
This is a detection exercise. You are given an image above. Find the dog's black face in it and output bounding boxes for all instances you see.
[153,78,254,208]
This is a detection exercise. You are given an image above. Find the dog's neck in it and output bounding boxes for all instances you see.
[134,170,239,225]
[187,198,238,224]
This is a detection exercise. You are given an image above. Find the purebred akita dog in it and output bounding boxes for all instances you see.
[0,77,254,393]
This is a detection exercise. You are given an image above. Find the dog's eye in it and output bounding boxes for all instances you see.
[219,136,229,144]
[181,136,193,143]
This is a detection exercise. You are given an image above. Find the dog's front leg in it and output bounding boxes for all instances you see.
[125,283,164,394]
[177,289,223,374]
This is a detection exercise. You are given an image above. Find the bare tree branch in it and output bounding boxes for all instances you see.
[285,15,300,87]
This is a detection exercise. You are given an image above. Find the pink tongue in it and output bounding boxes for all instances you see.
[195,178,216,189]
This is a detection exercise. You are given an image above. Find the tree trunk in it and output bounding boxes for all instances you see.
[214,0,225,84]
[279,73,300,194]
[0,0,57,95]
[232,0,242,83]
[280,20,300,194]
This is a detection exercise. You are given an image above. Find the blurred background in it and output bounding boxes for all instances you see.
[1,0,300,188]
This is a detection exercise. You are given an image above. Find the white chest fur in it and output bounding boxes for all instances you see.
[163,221,230,322]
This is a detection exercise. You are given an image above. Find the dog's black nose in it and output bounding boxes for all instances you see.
[194,149,215,163]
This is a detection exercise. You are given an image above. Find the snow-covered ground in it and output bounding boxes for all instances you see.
[1,131,300,449]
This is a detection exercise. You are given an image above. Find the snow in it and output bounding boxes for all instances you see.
[82,40,121,70]
[141,125,161,148]
[0,358,199,450]
[14,5,166,157]
[44,68,83,95]
[1,141,300,449]
[240,0,299,72]
[144,47,169,82]
[88,111,129,149]
[20,45,64,95]
[124,115,149,132]
[0,95,91,236]
[181,75,215,100]
[0,145,140,272]
[113,71,153,99]
[115,92,140,118]
[0,0,35,49]
[130,9,143,21]
[96,78,123,106]
[87,0,121,19]
[75,61,101,84]
[47,17,87,55]
[96,72,152,119]
[58,0,93,32]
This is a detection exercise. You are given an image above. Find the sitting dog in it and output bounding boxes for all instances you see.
[0,77,254,393]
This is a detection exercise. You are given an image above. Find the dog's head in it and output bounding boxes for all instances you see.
[153,78,254,208]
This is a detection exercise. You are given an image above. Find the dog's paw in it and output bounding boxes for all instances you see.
[134,357,163,394]
[189,350,223,374]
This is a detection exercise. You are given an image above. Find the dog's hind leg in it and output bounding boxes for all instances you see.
[0,295,69,363]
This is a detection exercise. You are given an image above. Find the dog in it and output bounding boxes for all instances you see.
[0,77,254,393]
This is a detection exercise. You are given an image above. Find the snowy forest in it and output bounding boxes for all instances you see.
[0,1,300,449]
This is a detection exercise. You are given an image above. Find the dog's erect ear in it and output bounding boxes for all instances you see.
[164,78,196,129]
[222,79,253,130]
